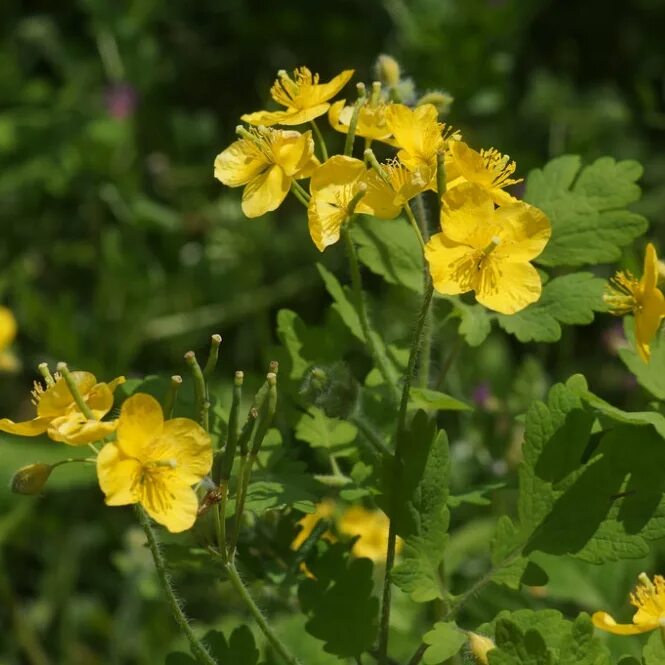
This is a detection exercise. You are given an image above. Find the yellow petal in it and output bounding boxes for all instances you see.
[48,413,118,446]
[307,197,347,252]
[214,138,266,187]
[425,234,477,296]
[307,69,354,106]
[493,202,552,262]
[116,393,164,458]
[440,183,496,247]
[475,260,543,315]
[0,306,17,350]
[158,418,212,484]
[141,477,199,533]
[241,165,290,218]
[386,103,441,159]
[0,416,52,436]
[359,171,402,220]
[591,611,658,635]
[310,155,366,194]
[642,243,660,293]
[86,383,114,420]
[273,131,315,176]
[37,371,97,418]
[97,442,142,506]
[241,104,331,127]
[635,287,665,362]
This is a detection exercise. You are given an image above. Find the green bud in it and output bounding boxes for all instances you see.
[417,90,454,115]
[300,363,359,419]
[375,54,401,87]
[11,463,53,495]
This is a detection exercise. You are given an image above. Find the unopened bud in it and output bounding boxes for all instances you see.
[417,90,454,115]
[300,363,359,419]
[11,463,53,495]
[375,54,401,87]
[468,633,495,665]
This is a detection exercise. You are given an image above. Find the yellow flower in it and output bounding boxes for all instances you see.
[604,243,665,362]
[242,67,354,127]
[338,505,402,562]
[363,158,428,217]
[291,499,336,550]
[385,103,457,184]
[0,306,19,372]
[96,393,212,533]
[307,155,400,252]
[447,140,522,205]
[425,183,551,314]
[0,371,125,445]
[328,98,394,144]
[592,573,665,635]
[214,127,318,218]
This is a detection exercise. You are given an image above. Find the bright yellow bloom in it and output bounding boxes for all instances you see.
[307,155,400,252]
[0,306,19,372]
[97,393,212,533]
[242,67,354,127]
[447,140,522,205]
[328,98,394,143]
[214,127,318,218]
[425,183,551,315]
[0,371,125,445]
[385,103,457,184]
[604,243,665,362]
[593,573,665,635]
[363,158,428,217]
[338,505,402,562]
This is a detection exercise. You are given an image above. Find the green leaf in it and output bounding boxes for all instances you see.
[408,387,471,412]
[619,319,665,400]
[456,300,492,347]
[448,483,505,508]
[389,411,450,602]
[496,273,607,343]
[316,263,364,342]
[422,622,467,664]
[298,542,379,658]
[204,627,261,665]
[558,614,612,665]
[567,373,665,439]
[295,407,358,456]
[524,155,647,267]
[351,215,423,293]
[643,630,665,665]
[489,618,553,665]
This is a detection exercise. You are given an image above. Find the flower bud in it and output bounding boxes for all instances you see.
[468,632,495,665]
[300,363,359,419]
[11,463,53,495]
[417,90,454,115]
[375,54,401,87]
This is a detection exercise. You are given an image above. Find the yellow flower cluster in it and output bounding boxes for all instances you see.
[0,306,19,372]
[214,64,551,315]
[2,366,212,533]
[604,243,665,362]
[291,499,401,563]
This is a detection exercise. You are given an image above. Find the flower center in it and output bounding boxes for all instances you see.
[605,271,640,315]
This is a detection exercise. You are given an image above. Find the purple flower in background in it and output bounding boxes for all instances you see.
[472,381,492,408]
[105,82,138,119]
[602,321,627,356]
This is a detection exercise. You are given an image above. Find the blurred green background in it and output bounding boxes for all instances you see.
[1,0,665,663]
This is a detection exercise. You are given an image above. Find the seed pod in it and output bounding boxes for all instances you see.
[11,463,53,495]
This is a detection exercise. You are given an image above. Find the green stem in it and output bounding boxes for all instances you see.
[57,363,94,420]
[185,351,209,431]
[310,119,328,161]
[216,482,228,563]
[290,180,310,207]
[163,375,183,419]
[341,225,400,403]
[403,203,425,250]
[203,334,222,378]
[344,84,366,157]
[225,562,301,665]
[349,414,392,457]
[377,279,435,665]
[136,507,217,665]
[411,196,432,388]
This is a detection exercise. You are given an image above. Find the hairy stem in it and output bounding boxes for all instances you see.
[136,507,217,665]
[378,278,435,665]
[310,119,328,161]
[341,225,400,402]
[225,562,302,665]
